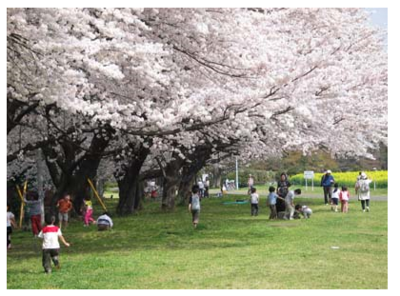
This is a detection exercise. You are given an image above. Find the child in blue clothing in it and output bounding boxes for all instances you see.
[267,186,278,220]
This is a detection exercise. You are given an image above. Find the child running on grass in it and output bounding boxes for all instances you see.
[38,215,70,274]
[339,186,350,213]
[188,185,201,228]
[83,196,96,227]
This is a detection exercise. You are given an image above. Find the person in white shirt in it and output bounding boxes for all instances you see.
[250,187,259,216]
[295,204,313,219]
[204,177,210,198]
[38,215,70,274]
[188,185,201,228]
[198,180,205,198]
[97,212,113,231]
[7,204,17,249]
[247,174,255,194]
[355,172,372,212]
[331,183,340,212]
[284,189,302,220]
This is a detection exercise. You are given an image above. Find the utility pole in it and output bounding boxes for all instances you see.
[235,156,239,190]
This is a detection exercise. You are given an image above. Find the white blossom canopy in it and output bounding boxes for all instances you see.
[7,8,387,174]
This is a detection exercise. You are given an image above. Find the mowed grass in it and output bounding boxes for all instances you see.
[7,196,387,289]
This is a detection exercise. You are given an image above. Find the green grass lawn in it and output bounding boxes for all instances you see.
[7,196,387,289]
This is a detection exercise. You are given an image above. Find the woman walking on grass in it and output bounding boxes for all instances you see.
[355,172,372,212]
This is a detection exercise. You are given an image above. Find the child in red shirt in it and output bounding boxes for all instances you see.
[38,215,70,274]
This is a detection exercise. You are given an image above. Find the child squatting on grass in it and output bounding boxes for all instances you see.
[38,215,70,274]
[294,204,313,219]
[188,185,201,228]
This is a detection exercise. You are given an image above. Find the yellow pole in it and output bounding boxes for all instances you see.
[87,178,107,211]
[16,185,25,228]
[23,181,28,195]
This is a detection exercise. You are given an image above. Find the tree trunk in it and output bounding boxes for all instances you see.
[161,158,184,211]
[116,146,149,215]
[177,159,206,205]
[96,179,105,198]
[117,177,141,215]
[44,134,111,215]
[211,164,222,188]
[177,174,196,206]
[162,176,180,211]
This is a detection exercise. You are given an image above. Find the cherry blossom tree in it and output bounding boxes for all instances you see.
[7,8,387,213]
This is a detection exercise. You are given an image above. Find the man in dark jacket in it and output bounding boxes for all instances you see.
[321,170,335,205]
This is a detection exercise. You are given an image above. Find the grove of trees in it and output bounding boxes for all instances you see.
[7,8,387,215]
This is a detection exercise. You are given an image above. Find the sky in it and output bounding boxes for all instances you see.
[365,7,388,28]
[365,8,388,48]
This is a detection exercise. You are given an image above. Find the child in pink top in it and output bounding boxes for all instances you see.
[83,197,96,226]
[339,186,350,213]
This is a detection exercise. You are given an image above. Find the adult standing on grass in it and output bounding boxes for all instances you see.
[188,185,201,228]
[198,179,205,199]
[321,170,335,205]
[355,172,372,212]
[204,177,210,198]
[247,174,255,194]
[277,173,291,214]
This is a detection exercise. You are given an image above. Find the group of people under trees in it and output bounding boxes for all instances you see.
[247,170,374,221]
[8,169,375,274]
[247,173,305,220]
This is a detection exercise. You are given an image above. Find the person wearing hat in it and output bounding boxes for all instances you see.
[321,170,335,205]
[355,172,372,212]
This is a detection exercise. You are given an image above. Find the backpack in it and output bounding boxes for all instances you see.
[359,180,369,193]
